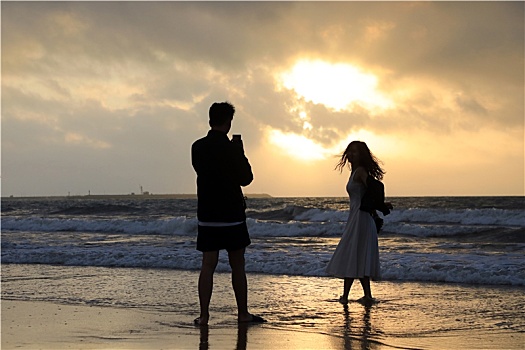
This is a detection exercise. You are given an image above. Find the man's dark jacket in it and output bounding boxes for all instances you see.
[192,130,253,223]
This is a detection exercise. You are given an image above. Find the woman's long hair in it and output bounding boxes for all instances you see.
[335,141,385,180]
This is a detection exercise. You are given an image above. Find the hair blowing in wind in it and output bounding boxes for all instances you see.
[335,141,385,180]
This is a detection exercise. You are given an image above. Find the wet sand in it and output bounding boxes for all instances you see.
[2,300,346,350]
[2,265,524,349]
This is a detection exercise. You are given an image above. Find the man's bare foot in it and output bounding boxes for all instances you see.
[194,316,209,326]
[238,313,266,323]
[338,296,349,304]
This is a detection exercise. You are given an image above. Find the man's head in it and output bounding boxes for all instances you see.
[209,102,235,132]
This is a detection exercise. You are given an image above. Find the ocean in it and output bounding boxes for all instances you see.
[2,196,524,286]
[2,196,525,349]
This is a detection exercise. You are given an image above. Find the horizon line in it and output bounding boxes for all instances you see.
[2,193,523,200]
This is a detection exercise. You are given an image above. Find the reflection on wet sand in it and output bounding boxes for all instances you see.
[339,304,382,350]
[198,323,249,350]
[199,324,208,350]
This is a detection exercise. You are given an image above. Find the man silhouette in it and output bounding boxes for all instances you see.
[191,101,265,326]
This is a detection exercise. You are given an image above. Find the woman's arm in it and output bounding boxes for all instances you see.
[353,166,368,186]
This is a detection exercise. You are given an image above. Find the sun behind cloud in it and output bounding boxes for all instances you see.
[267,129,330,161]
[266,126,393,162]
[278,59,393,112]
[268,59,395,162]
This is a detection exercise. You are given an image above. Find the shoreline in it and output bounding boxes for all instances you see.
[2,265,524,349]
[3,294,522,350]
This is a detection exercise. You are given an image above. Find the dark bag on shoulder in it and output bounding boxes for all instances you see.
[360,177,391,215]
[360,177,391,233]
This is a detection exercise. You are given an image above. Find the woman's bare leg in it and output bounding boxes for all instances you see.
[359,277,372,299]
[339,278,354,304]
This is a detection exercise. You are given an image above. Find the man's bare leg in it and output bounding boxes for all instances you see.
[228,248,249,320]
[228,248,266,323]
[197,251,219,325]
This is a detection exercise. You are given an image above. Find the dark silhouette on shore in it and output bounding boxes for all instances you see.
[191,101,266,326]
[326,141,392,305]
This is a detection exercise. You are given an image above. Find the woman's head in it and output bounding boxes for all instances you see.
[335,141,385,180]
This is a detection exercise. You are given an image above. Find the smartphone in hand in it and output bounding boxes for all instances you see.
[231,134,244,149]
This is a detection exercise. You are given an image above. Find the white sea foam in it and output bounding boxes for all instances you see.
[291,207,525,227]
[2,197,524,286]
[385,208,525,226]
[293,208,348,222]
[2,233,523,286]
[380,251,525,286]
[3,206,523,239]
[1,217,198,236]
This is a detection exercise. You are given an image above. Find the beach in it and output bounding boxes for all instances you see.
[2,300,344,350]
[4,299,364,350]
[2,265,524,350]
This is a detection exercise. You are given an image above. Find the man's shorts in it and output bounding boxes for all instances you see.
[196,222,251,252]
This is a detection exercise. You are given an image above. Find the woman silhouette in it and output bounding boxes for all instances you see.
[326,141,386,305]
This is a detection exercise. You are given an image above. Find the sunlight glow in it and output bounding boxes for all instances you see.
[267,129,331,161]
[279,60,392,111]
[266,127,403,162]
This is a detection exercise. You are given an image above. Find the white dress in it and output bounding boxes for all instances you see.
[326,171,381,279]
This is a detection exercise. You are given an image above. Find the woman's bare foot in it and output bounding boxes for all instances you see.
[357,296,377,306]
[194,316,209,326]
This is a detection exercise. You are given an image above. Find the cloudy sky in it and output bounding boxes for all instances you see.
[2,1,524,197]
